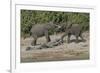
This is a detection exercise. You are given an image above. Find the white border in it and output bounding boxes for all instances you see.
[11,2,96,73]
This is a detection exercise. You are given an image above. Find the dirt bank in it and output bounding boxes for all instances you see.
[21,31,89,63]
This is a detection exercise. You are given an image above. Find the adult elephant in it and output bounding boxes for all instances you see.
[61,24,85,43]
[30,22,61,46]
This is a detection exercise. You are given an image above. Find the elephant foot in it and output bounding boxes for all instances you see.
[31,42,36,46]
[67,40,71,43]
[75,40,79,43]
[31,44,36,46]
[47,39,51,43]
[82,39,86,42]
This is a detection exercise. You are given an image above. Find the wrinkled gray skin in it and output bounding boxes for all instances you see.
[61,24,85,43]
[30,22,61,46]
[26,38,62,50]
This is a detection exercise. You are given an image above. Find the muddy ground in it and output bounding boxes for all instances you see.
[21,31,89,63]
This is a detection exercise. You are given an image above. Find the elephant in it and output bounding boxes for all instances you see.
[26,38,62,50]
[61,24,85,43]
[30,22,61,46]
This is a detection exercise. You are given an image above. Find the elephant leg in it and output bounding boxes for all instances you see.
[67,33,71,43]
[46,35,51,42]
[79,34,85,42]
[75,35,79,43]
[45,31,51,42]
[31,37,37,46]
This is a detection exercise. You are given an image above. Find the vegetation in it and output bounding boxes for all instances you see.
[21,10,90,37]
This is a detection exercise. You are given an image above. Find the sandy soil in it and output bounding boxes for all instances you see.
[21,31,89,63]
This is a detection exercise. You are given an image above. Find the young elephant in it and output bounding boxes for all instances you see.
[30,22,61,46]
[61,24,85,43]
